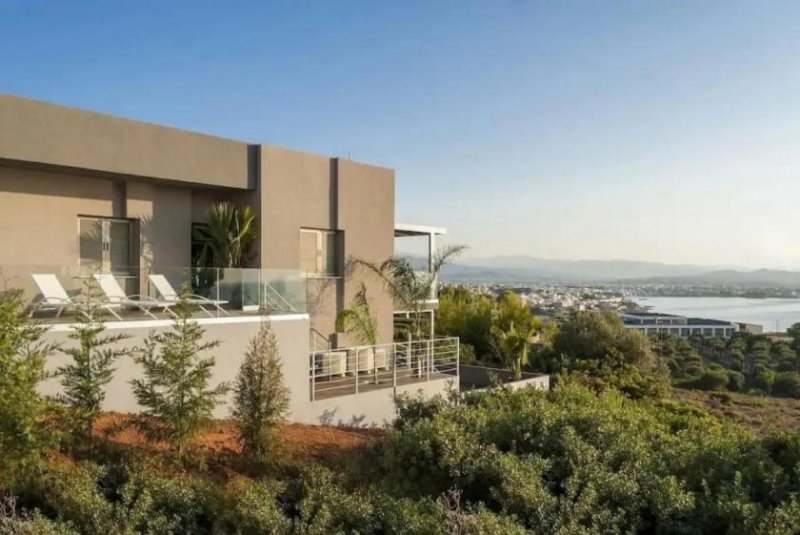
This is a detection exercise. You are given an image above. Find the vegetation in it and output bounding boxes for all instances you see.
[435,286,494,361]
[4,279,800,532]
[192,202,258,268]
[651,329,800,398]
[57,280,130,441]
[131,299,230,458]
[0,286,58,473]
[354,244,466,341]
[233,321,290,466]
[550,310,671,398]
[489,291,542,380]
[335,283,379,346]
[4,382,800,533]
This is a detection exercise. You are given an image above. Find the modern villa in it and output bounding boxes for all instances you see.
[0,93,459,425]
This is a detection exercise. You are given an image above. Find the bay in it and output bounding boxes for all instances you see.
[633,296,800,333]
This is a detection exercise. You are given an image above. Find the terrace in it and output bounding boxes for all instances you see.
[0,264,306,323]
[310,337,459,400]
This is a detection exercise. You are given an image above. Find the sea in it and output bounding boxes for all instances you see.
[633,297,800,333]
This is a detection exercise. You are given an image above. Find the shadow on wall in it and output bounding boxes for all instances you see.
[317,408,376,429]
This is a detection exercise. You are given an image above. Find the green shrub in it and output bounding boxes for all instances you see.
[58,282,130,442]
[0,287,59,474]
[131,298,229,459]
[233,321,290,467]
[692,367,729,391]
[772,372,800,399]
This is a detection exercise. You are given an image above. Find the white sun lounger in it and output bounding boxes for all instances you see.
[147,274,229,317]
[30,274,120,319]
[30,274,79,318]
[94,273,175,320]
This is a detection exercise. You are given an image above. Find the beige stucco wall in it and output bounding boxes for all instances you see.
[0,94,252,189]
[0,166,192,300]
[40,315,312,420]
[336,158,395,345]
[256,146,395,345]
[0,166,114,269]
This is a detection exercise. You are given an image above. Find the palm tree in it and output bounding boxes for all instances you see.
[352,244,467,341]
[193,202,258,268]
[490,320,535,381]
[335,284,378,346]
[489,292,539,380]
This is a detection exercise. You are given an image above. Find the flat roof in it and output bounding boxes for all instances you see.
[394,223,447,237]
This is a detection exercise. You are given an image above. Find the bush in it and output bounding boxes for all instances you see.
[772,372,800,399]
[0,287,59,474]
[692,367,729,391]
[550,311,671,399]
[131,298,229,458]
[233,322,290,466]
[58,283,130,441]
[751,370,776,394]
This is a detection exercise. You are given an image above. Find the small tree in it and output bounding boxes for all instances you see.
[58,279,130,441]
[193,202,259,268]
[233,322,290,464]
[489,292,540,380]
[335,283,378,346]
[353,244,467,341]
[0,284,58,472]
[131,298,229,458]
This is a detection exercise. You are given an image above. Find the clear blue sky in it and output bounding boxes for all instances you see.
[3,1,800,268]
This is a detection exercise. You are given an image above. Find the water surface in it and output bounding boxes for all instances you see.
[633,296,800,333]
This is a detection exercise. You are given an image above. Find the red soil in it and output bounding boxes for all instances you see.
[93,413,383,462]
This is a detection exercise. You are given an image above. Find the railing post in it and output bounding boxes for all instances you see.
[456,338,460,384]
[426,339,431,381]
[310,352,316,402]
[392,343,397,389]
[354,347,359,395]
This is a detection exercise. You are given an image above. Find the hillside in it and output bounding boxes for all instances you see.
[672,388,800,433]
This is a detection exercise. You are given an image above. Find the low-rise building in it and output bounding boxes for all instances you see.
[621,312,737,338]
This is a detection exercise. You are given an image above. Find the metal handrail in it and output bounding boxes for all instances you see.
[309,337,459,400]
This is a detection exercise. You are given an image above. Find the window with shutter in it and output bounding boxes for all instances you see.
[299,228,341,277]
[299,230,319,274]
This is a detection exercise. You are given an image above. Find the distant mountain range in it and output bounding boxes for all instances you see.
[440,256,800,287]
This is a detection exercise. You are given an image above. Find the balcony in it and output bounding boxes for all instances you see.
[0,264,306,323]
[309,337,459,400]
[394,223,447,310]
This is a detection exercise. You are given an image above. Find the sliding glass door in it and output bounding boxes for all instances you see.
[78,216,136,275]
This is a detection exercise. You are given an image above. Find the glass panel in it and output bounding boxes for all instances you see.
[79,217,103,273]
[109,220,132,274]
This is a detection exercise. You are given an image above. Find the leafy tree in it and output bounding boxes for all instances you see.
[436,287,494,360]
[193,202,258,268]
[353,244,467,341]
[57,280,130,441]
[335,283,378,346]
[550,310,670,398]
[233,321,290,465]
[0,285,59,472]
[131,299,230,457]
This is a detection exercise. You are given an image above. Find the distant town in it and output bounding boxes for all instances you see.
[443,282,789,338]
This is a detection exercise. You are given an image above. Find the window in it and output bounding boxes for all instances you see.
[299,228,341,277]
[79,216,136,275]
